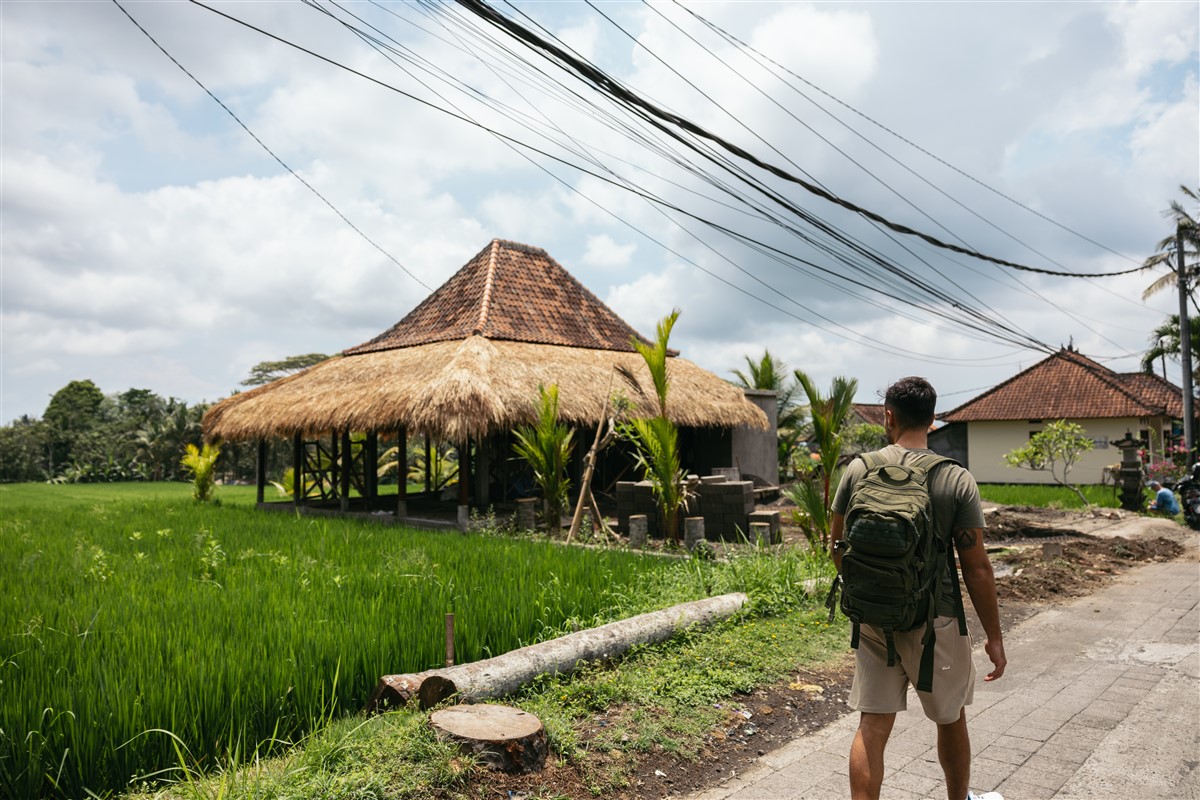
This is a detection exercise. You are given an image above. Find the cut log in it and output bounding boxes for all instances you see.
[367,592,747,711]
[429,704,547,773]
[364,671,436,712]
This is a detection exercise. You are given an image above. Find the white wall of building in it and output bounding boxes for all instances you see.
[964,417,1171,485]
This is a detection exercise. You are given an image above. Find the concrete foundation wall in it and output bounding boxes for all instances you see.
[731,389,778,486]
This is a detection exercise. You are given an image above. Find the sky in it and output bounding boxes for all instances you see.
[2,0,1198,426]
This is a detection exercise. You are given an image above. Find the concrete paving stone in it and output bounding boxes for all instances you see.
[1097,685,1151,704]
[757,738,823,770]
[1122,663,1169,680]
[1007,761,1073,792]
[885,767,942,796]
[995,775,1058,800]
[1048,721,1111,749]
[999,722,1058,741]
[690,785,736,800]
[902,755,948,781]
[791,748,848,775]
[1070,711,1122,730]
[966,709,1011,734]
[886,736,938,759]
[815,730,855,754]
[976,743,1032,766]
[1027,741,1093,765]
[990,733,1044,754]
[796,774,859,799]
[967,755,1020,788]
[738,768,822,797]
[1080,699,1135,719]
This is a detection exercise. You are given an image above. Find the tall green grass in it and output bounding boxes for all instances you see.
[0,485,682,798]
[977,483,1121,509]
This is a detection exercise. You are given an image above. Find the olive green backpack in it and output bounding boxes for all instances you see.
[825,450,967,693]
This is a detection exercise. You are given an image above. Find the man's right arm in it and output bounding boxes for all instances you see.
[955,527,1007,681]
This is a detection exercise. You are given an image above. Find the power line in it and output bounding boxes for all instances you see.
[453,0,1150,280]
[110,0,433,293]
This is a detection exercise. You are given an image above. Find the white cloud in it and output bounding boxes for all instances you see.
[582,234,636,267]
[1,0,1197,426]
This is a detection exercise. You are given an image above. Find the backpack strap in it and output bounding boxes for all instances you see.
[883,627,898,667]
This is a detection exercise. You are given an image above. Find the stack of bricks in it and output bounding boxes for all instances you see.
[616,471,757,540]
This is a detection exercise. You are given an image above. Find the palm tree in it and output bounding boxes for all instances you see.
[1142,186,1199,311]
[512,384,575,531]
[1142,314,1200,389]
[621,309,689,544]
[732,350,806,478]
[783,371,857,549]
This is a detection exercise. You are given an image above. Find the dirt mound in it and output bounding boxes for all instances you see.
[995,535,1184,603]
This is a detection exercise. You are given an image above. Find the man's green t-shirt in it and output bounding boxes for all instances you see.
[831,444,986,617]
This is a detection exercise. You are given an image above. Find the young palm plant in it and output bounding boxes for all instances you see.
[512,383,575,531]
[180,442,221,502]
[621,309,689,544]
[783,371,857,550]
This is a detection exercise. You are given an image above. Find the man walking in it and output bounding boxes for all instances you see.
[830,377,1007,800]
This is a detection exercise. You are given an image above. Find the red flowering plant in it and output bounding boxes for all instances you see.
[1143,442,1190,487]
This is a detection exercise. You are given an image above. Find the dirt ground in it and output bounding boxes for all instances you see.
[456,505,1194,800]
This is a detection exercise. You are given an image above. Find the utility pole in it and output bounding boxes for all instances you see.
[1178,224,1194,467]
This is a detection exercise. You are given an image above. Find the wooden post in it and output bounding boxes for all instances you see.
[425,435,433,495]
[396,428,408,517]
[329,433,339,502]
[292,433,303,507]
[445,613,455,667]
[458,440,471,506]
[340,429,351,513]
[255,439,266,505]
[366,431,379,506]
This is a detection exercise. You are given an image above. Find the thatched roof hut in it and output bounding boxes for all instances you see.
[204,239,767,443]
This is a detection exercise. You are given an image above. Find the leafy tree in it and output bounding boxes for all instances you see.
[1003,420,1095,506]
[783,371,858,550]
[512,383,575,530]
[1142,185,1199,309]
[732,350,806,478]
[241,353,330,387]
[43,379,106,473]
[843,422,888,455]
[620,309,689,544]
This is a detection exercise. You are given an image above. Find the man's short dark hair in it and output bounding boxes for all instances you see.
[885,376,937,431]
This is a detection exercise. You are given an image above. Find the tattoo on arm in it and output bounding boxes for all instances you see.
[954,529,978,551]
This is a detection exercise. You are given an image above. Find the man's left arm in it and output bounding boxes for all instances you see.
[830,513,845,572]
[955,527,1006,681]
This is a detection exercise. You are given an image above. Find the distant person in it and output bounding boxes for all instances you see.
[1148,481,1180,515]
[830,377,1006,800]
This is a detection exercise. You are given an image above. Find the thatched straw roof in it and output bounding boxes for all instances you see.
[203,240,767,442]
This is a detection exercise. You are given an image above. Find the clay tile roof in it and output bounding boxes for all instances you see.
[940,349,1184,422]
[344,239,650,355]
[852,403,886,426]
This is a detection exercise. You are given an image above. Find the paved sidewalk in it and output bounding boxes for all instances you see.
[689,559,1199,800]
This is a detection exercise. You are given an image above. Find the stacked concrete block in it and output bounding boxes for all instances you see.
[616,474,759,540]
[747,509,782,544]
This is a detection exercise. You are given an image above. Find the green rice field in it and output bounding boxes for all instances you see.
[0,483,682,798]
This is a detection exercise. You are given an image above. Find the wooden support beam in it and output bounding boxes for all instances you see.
[396,428,408,517]
[366,431,379,504]
[425,434,432,495]
[340,429,352,513]
[255,439,266,505]
[292,433,302,507]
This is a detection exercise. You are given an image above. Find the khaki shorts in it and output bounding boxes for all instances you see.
[849,616,975,724]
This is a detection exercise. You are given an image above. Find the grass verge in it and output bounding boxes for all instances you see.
[124,600,848,800]
[977,483,1122,509]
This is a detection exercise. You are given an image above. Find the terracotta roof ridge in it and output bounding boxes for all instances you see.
[1064,350,1162,414]
[474,239,500,336]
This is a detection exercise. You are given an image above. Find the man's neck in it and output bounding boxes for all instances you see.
[892,430,929,449]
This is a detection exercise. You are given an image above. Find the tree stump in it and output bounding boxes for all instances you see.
[429,704,547,773]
